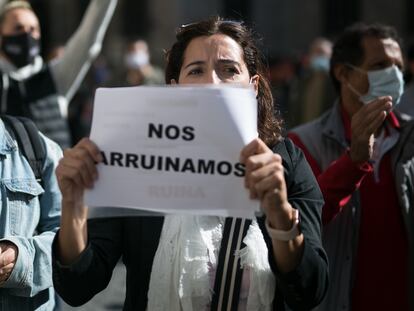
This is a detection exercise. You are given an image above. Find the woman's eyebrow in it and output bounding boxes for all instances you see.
[218,59,241,66]
[184,61,205,69]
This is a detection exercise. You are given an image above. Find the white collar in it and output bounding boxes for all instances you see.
[0,56,44,80]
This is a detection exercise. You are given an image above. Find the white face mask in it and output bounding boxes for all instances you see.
[125,51,149,69]
[347,65,404,105]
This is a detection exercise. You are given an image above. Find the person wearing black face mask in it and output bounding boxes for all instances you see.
[0,0,117,149]
[0,1,117,311]
[1,31,40,68]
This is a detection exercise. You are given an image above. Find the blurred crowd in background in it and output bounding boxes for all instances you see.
[20,0,412,146]
[47,34,414,145]
[0,1,413,310]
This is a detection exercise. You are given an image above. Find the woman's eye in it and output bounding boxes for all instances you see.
[188,68,203,76]
[223,67,239,74]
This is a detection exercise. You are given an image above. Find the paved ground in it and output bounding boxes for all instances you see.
[60,262,126,311]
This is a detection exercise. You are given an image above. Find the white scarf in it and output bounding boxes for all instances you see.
[147,215,275,311]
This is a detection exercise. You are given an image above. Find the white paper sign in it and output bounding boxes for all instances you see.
[85,86,260,218]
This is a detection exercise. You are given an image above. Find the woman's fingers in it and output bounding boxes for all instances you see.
[62,148,98,187]
[240,138,271,163]
[243,151,284,199]
[56,139,102,191]
[252,165,284,200]
[76,138,103,164]
[244,153,275,198]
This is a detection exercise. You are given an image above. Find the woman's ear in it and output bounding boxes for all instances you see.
[171,79,177,84]
[250,74,259,96]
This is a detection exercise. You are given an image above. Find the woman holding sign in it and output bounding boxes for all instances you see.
[52,17,328,310]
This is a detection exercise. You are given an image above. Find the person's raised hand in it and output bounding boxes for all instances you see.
[350,96,392,164]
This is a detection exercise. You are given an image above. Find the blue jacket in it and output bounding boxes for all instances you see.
[0,119,62,310]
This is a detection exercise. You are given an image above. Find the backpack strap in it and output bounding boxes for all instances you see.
[2,115,46,184]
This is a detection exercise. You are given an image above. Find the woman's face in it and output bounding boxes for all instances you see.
[177,34,258,89]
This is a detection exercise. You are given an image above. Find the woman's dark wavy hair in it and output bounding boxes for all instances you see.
[165,16,282,147]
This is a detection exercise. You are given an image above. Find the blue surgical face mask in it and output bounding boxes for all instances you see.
[310,56,330,72]
[346,65,404,105]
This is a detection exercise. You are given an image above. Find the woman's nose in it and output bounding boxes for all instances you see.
[204,70,222,84]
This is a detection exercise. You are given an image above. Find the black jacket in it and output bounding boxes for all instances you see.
[52,138,329,310]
